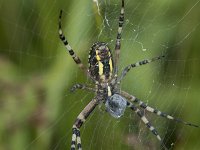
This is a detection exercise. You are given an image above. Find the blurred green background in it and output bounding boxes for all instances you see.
[1,0,200,149]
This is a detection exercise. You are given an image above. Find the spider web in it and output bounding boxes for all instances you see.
[0,0,200,150]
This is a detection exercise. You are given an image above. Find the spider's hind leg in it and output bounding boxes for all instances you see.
[59,10,88,75]
[114,0,125,76]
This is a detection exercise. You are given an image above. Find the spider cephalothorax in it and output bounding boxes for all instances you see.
[88,42,114,82]
[58,0,199,149]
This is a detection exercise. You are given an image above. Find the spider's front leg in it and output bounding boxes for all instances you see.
[71,99,98,150]
[122,91,199,127]
[126,101,162,142]
[126,101,169,149]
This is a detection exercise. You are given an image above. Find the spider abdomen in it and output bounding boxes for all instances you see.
[88,42,114,82]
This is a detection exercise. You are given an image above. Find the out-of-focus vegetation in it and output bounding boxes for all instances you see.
[1,0,200,150]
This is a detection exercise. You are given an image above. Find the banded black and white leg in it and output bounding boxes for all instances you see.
[126,101,162,142]
[70,83,96,93]
[114,0,125,75]
[118,55,165,82]
[71,99,98,150]
[122,91,199,128]
[59,10,87,75]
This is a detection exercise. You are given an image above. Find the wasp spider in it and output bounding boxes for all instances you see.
[58,0,199,149]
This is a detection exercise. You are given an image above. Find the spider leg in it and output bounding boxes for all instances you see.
[70,83,96,92]
[114,0,125,76]
[59,10,88,75]
[71,99,98,150]
[126,101,163,142]
[122,91,199,128]
[118,55,165,82]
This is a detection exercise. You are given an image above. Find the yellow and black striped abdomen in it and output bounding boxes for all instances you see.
[88,42,113,82]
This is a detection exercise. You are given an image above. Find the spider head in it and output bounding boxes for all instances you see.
[88,42,114,82]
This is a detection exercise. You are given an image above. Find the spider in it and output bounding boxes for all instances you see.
[58,0,199,149]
